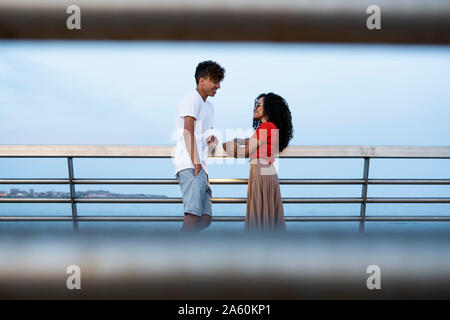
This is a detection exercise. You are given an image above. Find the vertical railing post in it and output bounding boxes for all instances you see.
[67,157,79,232]
[359,157,370,232]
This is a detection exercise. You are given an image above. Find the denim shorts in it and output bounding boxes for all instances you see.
[176,168,212,216]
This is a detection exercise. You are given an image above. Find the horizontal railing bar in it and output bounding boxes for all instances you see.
[369,179,450,185]
[0,179,70,184]
[0,198,71,203]
[1,145,450,158]
[0,216,74,221]
[2,157,450,160]
[287,216,450,222]
[1,197,450,204]
[367,198,450,203]
[73,178,253,185]
[65,178,450,185]
[58,178,450,185]
[76,216,246,222]
[0,178,365,185]
[1,0,450,44]
[2,216,450,222]
[76,197,365,204]
[2,178,450,185]
[365,216,450,221]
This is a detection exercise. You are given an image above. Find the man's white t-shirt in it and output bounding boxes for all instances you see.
[173,90,214,176]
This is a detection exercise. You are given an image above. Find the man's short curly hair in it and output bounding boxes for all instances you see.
[195,60,225,84]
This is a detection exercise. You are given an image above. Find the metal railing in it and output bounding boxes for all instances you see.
[1,145,450,232]
[1,0,450,44]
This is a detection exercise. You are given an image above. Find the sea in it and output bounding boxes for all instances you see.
[1,158,449,233]
[1,202,450,234]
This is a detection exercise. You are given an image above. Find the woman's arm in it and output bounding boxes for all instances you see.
[235,138,249,145]
[222,138,247,156]
[222,137,263,158]
[236,136,263,158]
[222,140,237,157]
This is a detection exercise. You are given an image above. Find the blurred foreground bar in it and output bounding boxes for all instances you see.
[1,230,450,299]
[0,0,450,43]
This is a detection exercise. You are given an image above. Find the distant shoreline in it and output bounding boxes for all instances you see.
[0,188,168,199]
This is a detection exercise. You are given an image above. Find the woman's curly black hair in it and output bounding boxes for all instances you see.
[252,93,293,152]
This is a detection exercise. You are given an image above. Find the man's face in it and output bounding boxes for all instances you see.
[199,76,221,97]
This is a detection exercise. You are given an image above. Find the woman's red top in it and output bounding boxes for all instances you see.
[249,121,278,165]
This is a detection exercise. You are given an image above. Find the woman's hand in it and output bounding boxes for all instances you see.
[222,140,237,158]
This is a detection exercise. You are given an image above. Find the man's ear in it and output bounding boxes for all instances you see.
[199,76,210,85]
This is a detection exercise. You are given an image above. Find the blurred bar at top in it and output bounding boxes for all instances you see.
[0,0,449,43]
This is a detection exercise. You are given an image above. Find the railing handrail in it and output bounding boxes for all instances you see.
[1,0,450,44]
[2,178,450,185]
[1,145,450,158]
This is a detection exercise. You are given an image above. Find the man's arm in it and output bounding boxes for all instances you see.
[183,116,202,176]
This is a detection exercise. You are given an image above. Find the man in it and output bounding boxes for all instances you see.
[174,60,225,231]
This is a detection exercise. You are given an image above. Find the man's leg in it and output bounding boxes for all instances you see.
[181,212,201,231]
[180,213,210,232]
[198,175,212,231]
[177,168,203,232]
[198,214,212,230]
[178,169,211,232]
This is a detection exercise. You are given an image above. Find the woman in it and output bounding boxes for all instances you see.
[223,93,293,231]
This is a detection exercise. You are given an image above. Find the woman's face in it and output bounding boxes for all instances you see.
[253,97,265,120]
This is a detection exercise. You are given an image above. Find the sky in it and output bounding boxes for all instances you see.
[1,40,450,197]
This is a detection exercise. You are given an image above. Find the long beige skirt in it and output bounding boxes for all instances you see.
[245,160,286,232]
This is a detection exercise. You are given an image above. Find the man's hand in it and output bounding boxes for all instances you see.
[206,135,217,149]
[194,164,202,176]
